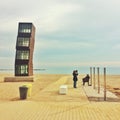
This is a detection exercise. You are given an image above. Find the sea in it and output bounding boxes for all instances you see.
[0,66,120,75]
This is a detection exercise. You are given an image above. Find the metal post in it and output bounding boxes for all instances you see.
[90,67,92,86]
[104,67,106,101]
[97,67,100,94]
[93,67,95,89]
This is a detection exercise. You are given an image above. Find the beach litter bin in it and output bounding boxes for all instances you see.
[22,84,32,97]
[19,86,28,99]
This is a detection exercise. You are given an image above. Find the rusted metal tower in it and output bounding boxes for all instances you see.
[15,22,35,76]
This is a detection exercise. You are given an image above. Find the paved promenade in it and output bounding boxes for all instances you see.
[0,75,120,120]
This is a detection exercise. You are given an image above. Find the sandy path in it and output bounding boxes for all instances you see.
[0,73,120,120]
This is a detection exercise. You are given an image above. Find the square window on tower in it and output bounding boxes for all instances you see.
[15,64,28,75]
[17,37,30,47]
[16,50,29,60]
[19,23,32,33]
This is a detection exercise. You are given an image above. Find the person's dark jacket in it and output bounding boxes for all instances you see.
[73,70,78,81]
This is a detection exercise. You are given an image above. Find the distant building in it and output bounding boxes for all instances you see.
[15,22,35,76]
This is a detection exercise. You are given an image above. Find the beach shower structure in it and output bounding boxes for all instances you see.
[15,22,35,76]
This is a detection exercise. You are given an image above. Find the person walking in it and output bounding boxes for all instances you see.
[72,70,78,88]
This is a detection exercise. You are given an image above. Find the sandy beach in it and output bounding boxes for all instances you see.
[0,73,120,120]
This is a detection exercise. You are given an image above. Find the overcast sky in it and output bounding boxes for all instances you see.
[0,0,120,69]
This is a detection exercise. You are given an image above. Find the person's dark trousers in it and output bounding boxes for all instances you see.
[73,81,77,88]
